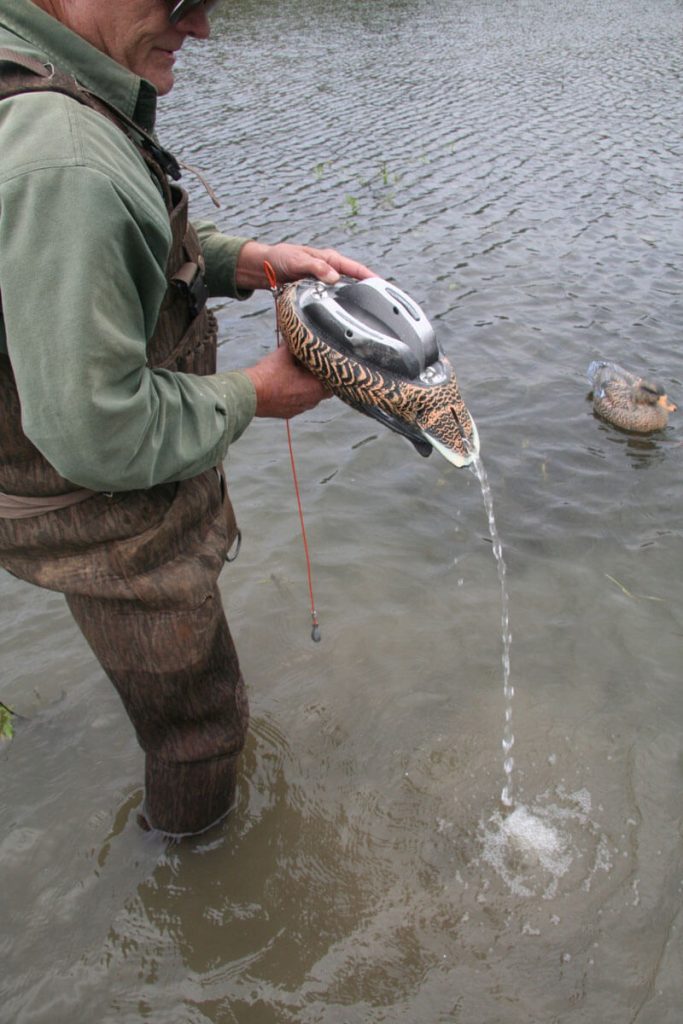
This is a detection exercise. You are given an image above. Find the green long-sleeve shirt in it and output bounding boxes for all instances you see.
[0,0,257,492]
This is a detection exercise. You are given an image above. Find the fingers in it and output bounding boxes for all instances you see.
[264,243,375,287]
[236,241,376,291]
[301,246,375,282]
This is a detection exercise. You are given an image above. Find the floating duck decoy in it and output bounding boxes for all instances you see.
[587,360,676,433]
[275,276,479,467]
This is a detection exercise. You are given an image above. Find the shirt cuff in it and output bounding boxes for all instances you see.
[199,369,257,446]
[194,223,254,300]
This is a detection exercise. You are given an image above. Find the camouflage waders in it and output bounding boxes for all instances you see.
[0,55,249,836]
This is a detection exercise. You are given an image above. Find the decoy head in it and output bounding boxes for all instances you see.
[635,379,677,414]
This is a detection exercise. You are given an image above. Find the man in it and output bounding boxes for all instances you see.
[0,0,371,837]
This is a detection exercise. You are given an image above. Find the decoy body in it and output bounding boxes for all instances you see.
[587,360,676,433]
[276,276,479,467]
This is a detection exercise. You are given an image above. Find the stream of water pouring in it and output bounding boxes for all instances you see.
[470,453,515,807]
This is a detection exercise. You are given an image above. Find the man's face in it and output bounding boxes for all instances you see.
[56,0,212,95]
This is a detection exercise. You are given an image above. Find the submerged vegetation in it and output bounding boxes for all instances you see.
[311,160,403,227]
[0,702,14,742]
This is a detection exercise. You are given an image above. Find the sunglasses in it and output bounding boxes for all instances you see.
[168,1,218,25]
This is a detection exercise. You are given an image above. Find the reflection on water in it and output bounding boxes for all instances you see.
[2,0,683,1021]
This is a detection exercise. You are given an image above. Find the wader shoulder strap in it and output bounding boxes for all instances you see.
[0,48,49,77]
[0,48,180,202]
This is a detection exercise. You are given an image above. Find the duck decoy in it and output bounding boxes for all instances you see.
[275,275,479,467]
[587,360,676,433]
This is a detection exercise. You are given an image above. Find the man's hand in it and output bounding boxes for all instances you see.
[242,345,331,419]
[236,240,374,290]
[237,240,373,420]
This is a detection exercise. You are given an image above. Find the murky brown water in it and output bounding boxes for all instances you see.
[2,1,683,1021]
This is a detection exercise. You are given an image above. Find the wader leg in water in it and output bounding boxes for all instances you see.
[0,465,249,838]
[67,582,248,837]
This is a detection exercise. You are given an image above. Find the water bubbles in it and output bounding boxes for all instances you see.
[503,806,565,858]
[569,787,592,816]
[480,803,571,898]
[478,786,613,902]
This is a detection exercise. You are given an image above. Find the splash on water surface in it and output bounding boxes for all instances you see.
[477,786,613,901]
[503,805,565,857]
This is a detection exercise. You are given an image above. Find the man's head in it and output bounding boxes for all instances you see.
[32,0,216,95]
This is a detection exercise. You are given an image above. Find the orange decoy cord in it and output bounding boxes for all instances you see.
[264,261,321,642]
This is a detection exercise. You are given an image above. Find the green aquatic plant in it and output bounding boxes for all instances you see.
[0,702,14,742]
[378,160,402,187]
[345,194,359,218]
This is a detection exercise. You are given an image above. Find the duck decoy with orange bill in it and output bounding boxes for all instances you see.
[275,276,479,467]
[587,360,676,433]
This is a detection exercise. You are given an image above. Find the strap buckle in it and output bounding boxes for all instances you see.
[171,261,208,318]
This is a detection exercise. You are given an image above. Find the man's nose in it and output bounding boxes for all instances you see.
[175,6,211,39]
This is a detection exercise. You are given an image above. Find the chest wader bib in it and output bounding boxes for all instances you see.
[0,53,249,837]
